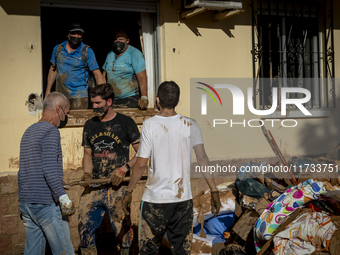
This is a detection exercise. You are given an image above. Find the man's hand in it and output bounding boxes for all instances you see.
[109,166,128,186]
[121,190,132,216]
[59,194,75,216]
[138,96,148,110]
[211,191,221,217]
[81,172,93,187]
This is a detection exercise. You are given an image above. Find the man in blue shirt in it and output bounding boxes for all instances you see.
[46,23,104,109]
[103,30,148,109]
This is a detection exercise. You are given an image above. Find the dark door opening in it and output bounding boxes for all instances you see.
[41,7,142,96]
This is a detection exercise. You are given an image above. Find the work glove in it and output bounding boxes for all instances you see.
[138,96,148,110]
[59,194,75,216]
[109,167,128,186]
[80,172,93,187]
[211,191,221,217]
[121,190,132,216]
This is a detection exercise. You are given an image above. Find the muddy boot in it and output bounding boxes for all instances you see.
[80,246,97,255]
[120,247,130,255]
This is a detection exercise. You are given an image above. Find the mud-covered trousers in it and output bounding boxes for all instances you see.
[78,185,133,249]
[139,200,193,255]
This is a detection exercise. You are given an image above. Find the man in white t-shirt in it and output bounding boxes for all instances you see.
[121,81,221,255]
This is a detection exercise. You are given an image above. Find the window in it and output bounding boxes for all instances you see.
[251,0,334,110]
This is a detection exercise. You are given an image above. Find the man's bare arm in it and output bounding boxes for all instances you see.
[83,147,93,174]
[127,157,148,192]
[118,142,139,173]
[93,69,104,85]
[46,65,57,97]
[194,144,218,192]
[136,70,147,97]
[102,71,107,83]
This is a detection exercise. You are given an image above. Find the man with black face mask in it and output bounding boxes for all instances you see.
[46,23,104,110]
[18,92,75,255]
[103,30,148,109]
[78,83,140,255]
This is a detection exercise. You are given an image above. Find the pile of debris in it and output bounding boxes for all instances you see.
[190,165,340,255]
[190,126,340,255]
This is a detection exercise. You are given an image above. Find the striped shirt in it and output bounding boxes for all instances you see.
[18,121,65,204]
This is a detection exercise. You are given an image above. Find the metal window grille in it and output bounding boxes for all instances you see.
[251,0,335,109]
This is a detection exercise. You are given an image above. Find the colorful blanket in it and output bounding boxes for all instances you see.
[273,212,337,255]
[254,179,326,252]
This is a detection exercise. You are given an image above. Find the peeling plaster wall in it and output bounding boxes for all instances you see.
[0,0,41,174]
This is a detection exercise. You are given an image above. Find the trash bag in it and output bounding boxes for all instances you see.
[235,178,271,199]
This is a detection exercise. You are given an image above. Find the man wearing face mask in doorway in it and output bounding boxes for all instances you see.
[103,30,148,109]
[78,83,140,255]
[18,92,75,255]
[46,23,104,109]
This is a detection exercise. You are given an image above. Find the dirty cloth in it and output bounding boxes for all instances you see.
[82,113,140,179]
[137,114,203,203]
[78,186,133,249]
[254,179,325,252]
[50,41,99,99]
[103,45,145,100]
[236,178,271,199]
[114,94,139,109]
[273,212,337,255]
[139,200,193,255]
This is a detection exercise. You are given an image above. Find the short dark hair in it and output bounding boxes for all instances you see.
[114,30,128,39]
[157,81,180,109]
[89,83,115,101]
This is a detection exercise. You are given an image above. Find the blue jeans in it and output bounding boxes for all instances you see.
[78,186,133,249]
[19,203,75,255]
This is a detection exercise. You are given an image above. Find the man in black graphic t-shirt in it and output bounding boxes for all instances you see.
[79,84,140,255]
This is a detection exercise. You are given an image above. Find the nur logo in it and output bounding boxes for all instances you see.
[196,82,222,115]
[196,82,312,116]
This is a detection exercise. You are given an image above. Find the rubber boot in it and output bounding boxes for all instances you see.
[80,246,97,255]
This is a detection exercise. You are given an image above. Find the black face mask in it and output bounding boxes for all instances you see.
[58,115,68,129]
[93,107,109,116]
[113,41,127,54]
[68,36,82,46]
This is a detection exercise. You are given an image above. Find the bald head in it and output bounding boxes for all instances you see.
[43,92,69,112]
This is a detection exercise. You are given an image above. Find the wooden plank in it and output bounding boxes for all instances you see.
[180,7,207,20]
[260,123,297,185]
[214,9,244,21]
[66,108,159,127]
[234,201,243,218]
[232,209,258,241]
[329,229,340,255]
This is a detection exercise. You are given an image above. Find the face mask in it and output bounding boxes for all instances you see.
[58,109,68,129]
[68,36,82,46]
[113,41,127,54]
[93,106,109,116]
